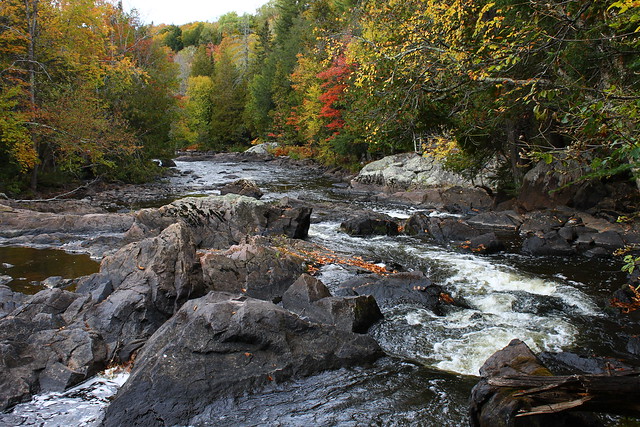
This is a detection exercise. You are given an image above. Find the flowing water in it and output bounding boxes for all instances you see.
[2,157,633,426]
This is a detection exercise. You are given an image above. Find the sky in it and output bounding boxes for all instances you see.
[122,0,271,26]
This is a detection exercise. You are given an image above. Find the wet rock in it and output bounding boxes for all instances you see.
[103,292,383,427]
[41,276,72,289]
[0,288,106,411]
[538,351,637,376]
[220,178,263,199]
[337,272,454,314]
[0,285,26,318]
[78,222,204,361]
[132,195,312,248]
[341,214,400,237]
[199,237,307,301]
[462,232,505,254]
[521,231,576,256]
[0,275,11,286]
[592,230,625,251]
[405,213,481,244]
[282,274,383,333]
[467,210,523,231]
[440,186,493,212]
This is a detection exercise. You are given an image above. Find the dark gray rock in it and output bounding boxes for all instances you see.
[132,195,311,247]
[282,275,382,333]
[467,211,523,231]
[220,178,263,199]
[341,214,400,237]
[521,231,576,256]
[405,213,482,244]
[103,292,383,427]
[79,222,204,361]
[0,289,105,411]
[337,272,457,314]
[199,237,307,301]
[0,285,26,318]
[592,230,625,251]
[463,232,505,254]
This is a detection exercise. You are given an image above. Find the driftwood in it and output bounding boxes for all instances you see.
[488,373,640,417]
[13,178,99,203]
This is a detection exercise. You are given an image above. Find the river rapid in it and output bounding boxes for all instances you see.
[2,156,634,426]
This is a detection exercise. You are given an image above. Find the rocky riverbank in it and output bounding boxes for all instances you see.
[1,151,639,424]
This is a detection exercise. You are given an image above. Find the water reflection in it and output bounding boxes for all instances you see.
[0,246,99,294]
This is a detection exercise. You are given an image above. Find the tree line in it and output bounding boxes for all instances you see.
[1,0,639,195]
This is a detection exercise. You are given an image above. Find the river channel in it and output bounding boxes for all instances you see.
[2,156,635,426]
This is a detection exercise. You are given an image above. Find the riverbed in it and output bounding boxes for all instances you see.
[1,156,634,426]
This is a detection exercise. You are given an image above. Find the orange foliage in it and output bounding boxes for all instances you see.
[610,284,640,313]
[278,244,391,276]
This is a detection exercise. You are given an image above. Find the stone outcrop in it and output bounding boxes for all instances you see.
[351,153,475,191]
[282,274,383,333]
[199,237,307,301]
[220,178,264,199]
[0,289,106,411]
[102,292,383,427]
[130,195,311,248]
[341,213,401,237]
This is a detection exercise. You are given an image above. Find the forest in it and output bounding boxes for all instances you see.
[1,0,639,196]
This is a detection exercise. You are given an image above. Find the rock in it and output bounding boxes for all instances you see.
[41,276,68,289]
[337,272,454,314]
[520,210,572,235]
[245,142,277,156]
[341,214,400,237]
[440,186,493,212]
[467,211,523,231]
[199,237,308,301]
[538,351,637,376]
[282,275,383,333]
[103,292,383,427]
[521,231,576,256]
[78,222,204,361]
[0,288,106,411]
[132,195,312,248]
[405,213,482,244]
[0,275,11,286]
[220,179,263,199]
[351,153,476,191]
[518,157,601,211]
[462,232,505,254]
[0,285,26,318]
[592,230,625,251]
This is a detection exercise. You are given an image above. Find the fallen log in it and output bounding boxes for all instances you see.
[469,339,640,427]
[488,373,640,417]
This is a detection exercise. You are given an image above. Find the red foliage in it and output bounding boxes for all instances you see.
[316,55,351,134]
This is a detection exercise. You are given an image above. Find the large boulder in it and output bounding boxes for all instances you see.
[341,214,400,237]
[102,292,383,427]
[131,195,312,248]
[0,288,106,411]
[199,237,308,301]
[0,285,26,318]
[351,153,475,191]
[282,274,383,333]
[219,178,263,199]
[77,222,204,361]
[336,272,459,314]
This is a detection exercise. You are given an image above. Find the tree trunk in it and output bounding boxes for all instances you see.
[25,0,39,191]
[488,374,640,417]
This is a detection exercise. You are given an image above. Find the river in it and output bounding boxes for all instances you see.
[2,156,634,426]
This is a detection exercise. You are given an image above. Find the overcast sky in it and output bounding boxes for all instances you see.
[122,0,270,25]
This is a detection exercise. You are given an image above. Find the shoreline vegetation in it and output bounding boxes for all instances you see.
[2,1,640,206]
